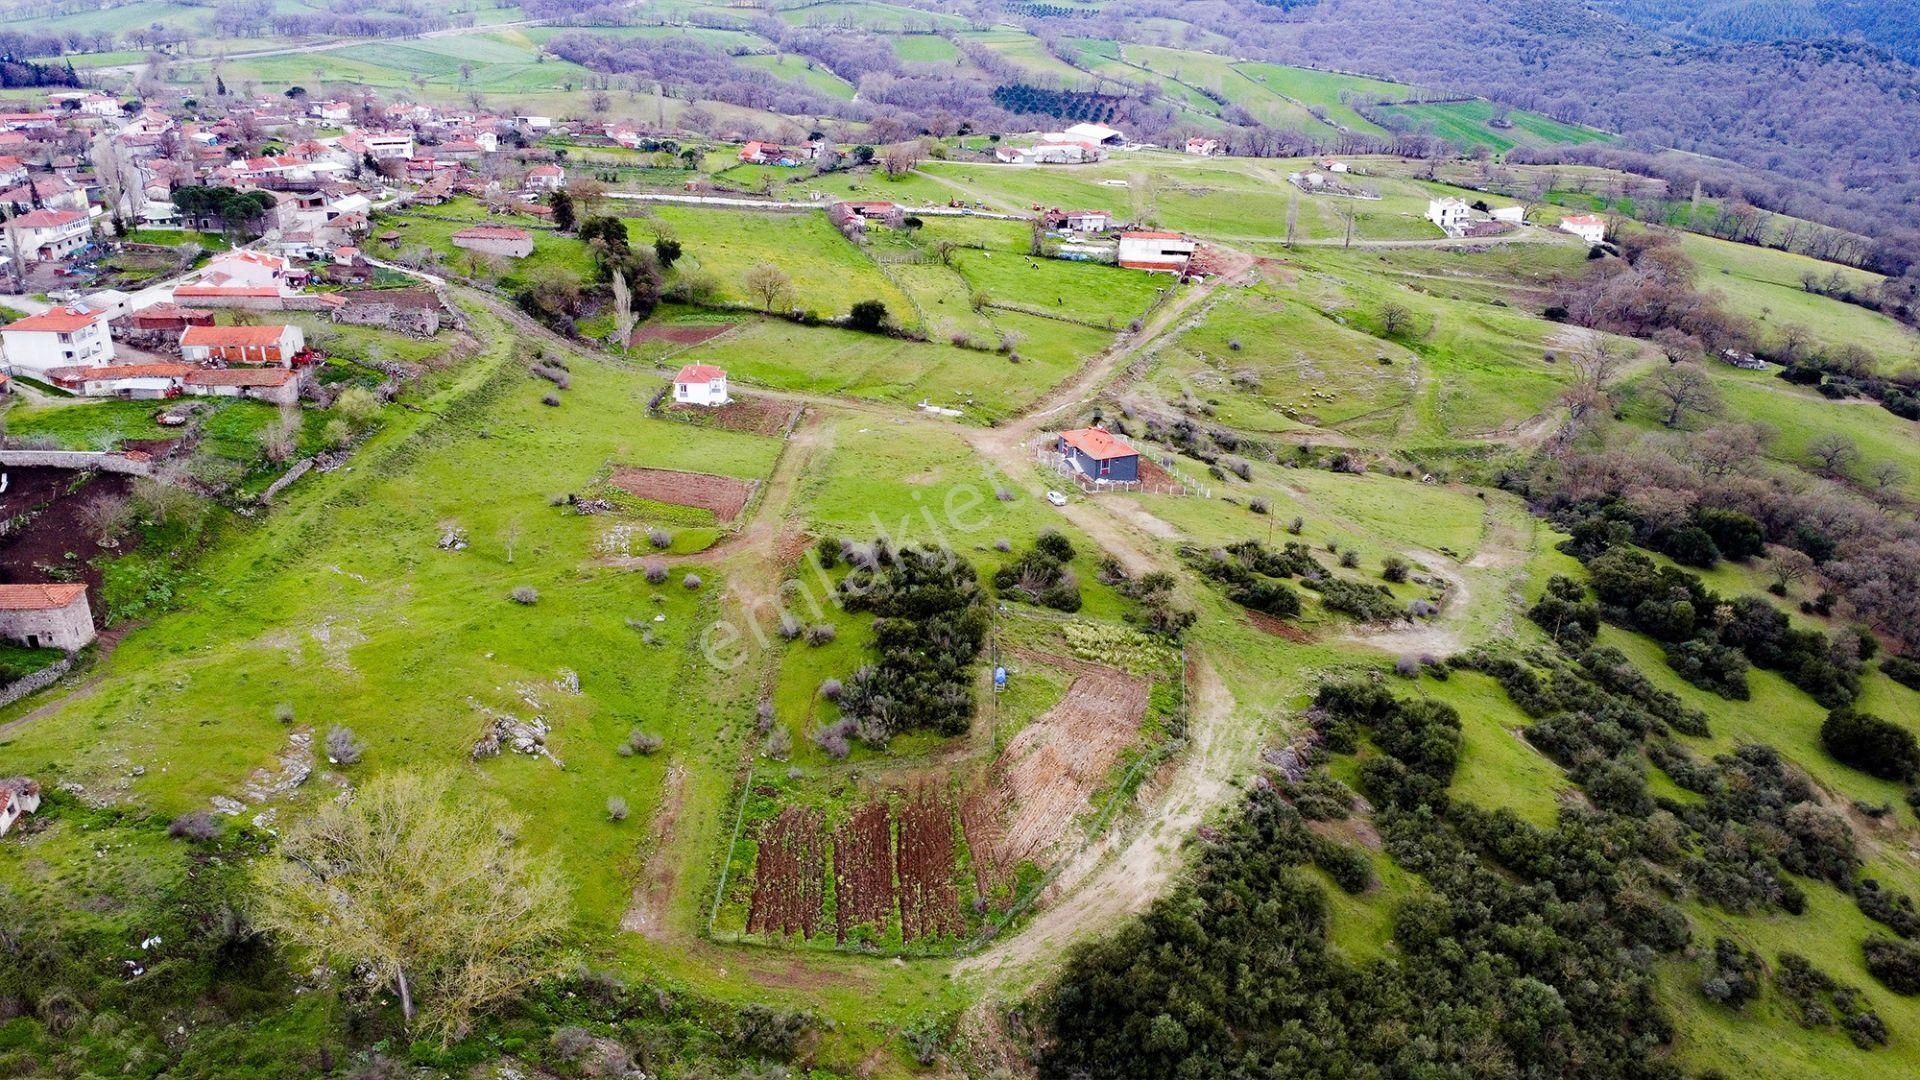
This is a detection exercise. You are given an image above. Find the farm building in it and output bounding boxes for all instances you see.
[5,208,91,262]
[829,200,904,232]
[1186,137,1220,156]
[0,583,95,651]
[524,163,565,191]
[1,777,41,838]
[738,141,809,166]
[44,362,299,405]
[452,226,534,259]
[1057,426,1140,483]
[180,324,308,366]
[673,363,730,406]
[1117,231,1195,272]
[1063,122,1126,147]
[1045,208,1112,233]
[2,306,114,376]
[1560,213,1607,245]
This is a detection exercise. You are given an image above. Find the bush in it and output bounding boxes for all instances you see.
[765,727,793,759]
[813,718,853,759]
[814,536,841,568]
[1883,655,1920,692]
[776,614,803,641]
[273,701,295,725]
[326,725,364,766]
[682,573,702,590]
[1338,549,1359,569]
[606,796,629,822]
[1864,936,1920,994]
[643,560,667,584]
[1249,497,1270,515]
[1821,708,1920,781]
[1701,937,1766,1009]
[510,585,540,605]
[542,393,561,407]
[1382,556,1410,583]
[626,729,663,755]
[1311,836,1372,893]
[805,623,836,646]
[648,527,672,549]
[168,810,219,842]
[847,299,889,333]
[819,677,843,701]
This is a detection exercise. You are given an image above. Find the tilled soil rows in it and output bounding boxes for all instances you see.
[746,805,825,939]
[832,801,896,943]
[662,396,797,437]
[608,466,756,521]
[897,793,964,941]
[962,648,1150,902]
[628,323,733,347]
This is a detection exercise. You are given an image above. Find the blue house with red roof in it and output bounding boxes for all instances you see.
[1057,426,1140,483]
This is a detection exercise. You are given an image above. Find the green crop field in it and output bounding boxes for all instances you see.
[1233,62,1411,135]
[777,0,970,31]
[649,206,913,320]
[1676,232,1920,370]
[890,33,961,63]
[1375,98,1614,152]
[959,28,1100,90]
[736,53,858,99]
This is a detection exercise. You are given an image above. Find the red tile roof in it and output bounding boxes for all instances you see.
[1059,427,1135,460]
[8,208,86,229]
[4,306,99,333]
[48,362,193,381]
[173,285,283,297]
[453,226,531,240]
[674,363,726,383]
[181,324,293,347]
[0,583,86,610]
[1120,231,1186,240]
[186,368,294,387]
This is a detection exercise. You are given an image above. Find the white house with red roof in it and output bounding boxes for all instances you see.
[1,306,113,375]
[673,363,730,406]
[0,583,95,650]
[43,361,299,405]
[525,163,564,191]
[6,208,92,262]
[0,156,27,188]
[180,324,308,367]
[1559,213,1608,245]
[738,141,809,166]
[1116,231,1195,272]
[1185,137,1221,156]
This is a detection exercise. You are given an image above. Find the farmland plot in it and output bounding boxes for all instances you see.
[897,792,965,941]
[746,805,826,938]
[832,801,896,943]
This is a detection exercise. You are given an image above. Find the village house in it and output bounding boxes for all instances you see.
[1117,231,1195,272]
[1045,208,1112,233]
[1559,213,1607,245]
[514,114,554,132]
[0,583,96,651]
[1185,137,1220,156]
[452,225,534,259]
[1057,426,1140,484]
[829,200,903,233]
[524,163,564,191]
[44,362,299,405]
[0,155,27,188]
[6,208,92,262]
[1426,197,1473,236]
[1317,158,1351,173]
[673,363,730,406]
[127,303,214,333]
[180,323,308,366]
[738,140,809,166]
[1,306,113,376]
[1,777,42,838]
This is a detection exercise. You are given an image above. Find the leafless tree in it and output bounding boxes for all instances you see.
[1808,431,1861,477]
[1649,361,1721,427]
[1379,301,1412,337]
[744,263,791,312]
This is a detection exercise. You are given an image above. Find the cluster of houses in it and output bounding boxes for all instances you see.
[995,122,1128,165]
[1,295,308,404]
[1425,196,1527,238]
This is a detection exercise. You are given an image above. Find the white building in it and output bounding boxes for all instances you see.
[1,306,113,376]
[6,208,92,262]
[1426,197,1473,236]
[1185,137,1220,156]
[514,115,554,131]
[1,777,42,837]
[672,363,730,406]
[1560,213,1607,245]
[1117,231,1195,272]
[524,163,565,191]
[1062,122,1125,147]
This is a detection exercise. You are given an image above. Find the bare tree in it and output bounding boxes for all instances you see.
[1869,460,1905,493]
[744,263,791,312]
[1807,432,1860,477]
[1379,301,1412,337]
[1649,361,1721,427]
[1685,425,1765,480]
[1766,545,1816,594]
[252,771,570,1043]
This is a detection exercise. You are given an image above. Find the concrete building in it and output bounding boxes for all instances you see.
[1,306,113,376]
[180,323,308,366]
[0,583,95,650]
[0,777,41,838]
[1117,231,1195,272]
[1560,213,1608,245]
[1426,197,1473,236]
[6,208,92,262]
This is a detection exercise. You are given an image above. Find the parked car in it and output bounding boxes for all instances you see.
[1046,490,1069,506]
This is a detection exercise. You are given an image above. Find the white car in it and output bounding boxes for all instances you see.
[1046,490,1069,507]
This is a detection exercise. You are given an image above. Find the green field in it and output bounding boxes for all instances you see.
[736,52,858,99]
[779,0,971,31]
[1677,231,1920,370]
[1375,98,1614,152]
[649,205,914,320]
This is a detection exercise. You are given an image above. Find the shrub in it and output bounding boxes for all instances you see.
[1382,556,1410,583]
[765,727,792,759]
[1338,549,1360,569]
[626,729,663,755]
[648,527,672,549]
[819,677,843,701]
[993,537,1012,552]
[1701,937,1765,1009]
[1821,708,1920,781]
[1249,497,1270,515]
[1311,836,1372,893]
[814,718,854,760]
[1883,655,1920,692]
[1287,516,1304,535]
[643,561,668,584]
[509,585,539,605]
[168,810,219,842]
[776,614,803,641]
[1035,529,1076,562]
[1864,937,1920,994]
[814,536,841,568]
[1394,654,1420,678]
[682,573,702,590]
[805,623,836,646]
[542,393,561,407]
[326,725,364,766]
[606,796,629,822]
[273,701,295,725]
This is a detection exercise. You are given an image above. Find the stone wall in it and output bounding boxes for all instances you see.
[333,301,439,337]
[0,657,71,709]
[0,450,152,475]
